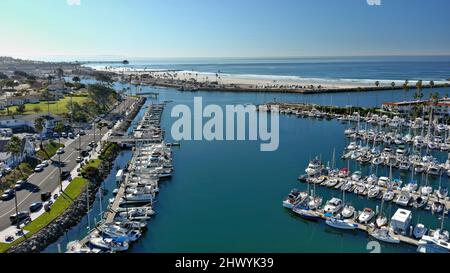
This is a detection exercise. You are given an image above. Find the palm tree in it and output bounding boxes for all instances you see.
[41,88,52,116]
[54,121,64,145]
[416,80,423,91]
[6,136,23,177]
[375,81,380,88]
[34,117,45,149]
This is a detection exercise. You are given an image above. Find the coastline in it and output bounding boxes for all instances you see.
[91,67,450,94]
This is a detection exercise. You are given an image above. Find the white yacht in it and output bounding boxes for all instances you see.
[323,198,343,214]
[325,218,358,230]
[357,208,375,224]
[413,223,428,239]
[369,227,400,244]
[382,190,395,202]
[89,237,129,252]
[377,176,390,187]
[101,224,141,242]
[341,204,355,219]
[395,191,411,206]
[282,189,308,209]
[418,235,450,253]
[305,159,322,176]
[367,185,380,199]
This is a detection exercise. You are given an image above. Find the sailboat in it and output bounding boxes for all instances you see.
[375,197,387,227]
[325,217,358,230]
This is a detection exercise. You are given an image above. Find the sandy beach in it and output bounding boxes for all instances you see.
[92,66,450,92]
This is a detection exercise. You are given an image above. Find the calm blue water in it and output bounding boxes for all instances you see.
[44,58,450,253]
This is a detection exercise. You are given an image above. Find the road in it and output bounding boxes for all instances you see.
[0,97,137,231]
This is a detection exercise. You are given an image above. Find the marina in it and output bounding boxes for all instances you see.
[66,104,173,253]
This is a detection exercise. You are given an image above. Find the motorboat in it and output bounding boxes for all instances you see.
[366,174,378,185]
[421,186,433,196]
[367,185,380,199]
[402,181,418,192]
[346,141,358,150]
[377,176,390,187]
[433,229,450,242]
[371,156,384,165]
[101,224,142,242]
[89,237,129,252]
[382,190,395,202]
[413,223,428,239]
[427,164,441,176]
[292,205,322,220]
[437,187,448,199]
[414,163,425,173]
[351,171,362,181]
[323,198,343,214]
[412,195,428,209]
[307,196,323,210]
[358,208,375,224]
[341,180,354,192]
[353,182,366,195]
[432,202,445,214]
[282,189,308,209]
[121,193,154,204]
[395,191,411,206]
[305,159,323,176]
[369,227,400,244]
[325,218,358,230]
[418,235,450,253]
[341,204,355,219]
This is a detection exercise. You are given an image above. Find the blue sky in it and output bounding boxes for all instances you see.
[1,0,449,60]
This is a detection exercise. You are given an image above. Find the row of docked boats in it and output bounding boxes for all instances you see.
[300,160,448,214]
[282,188,449,251]
[67,104,173,253]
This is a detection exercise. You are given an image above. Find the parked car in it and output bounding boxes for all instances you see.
[88,141,96,147]
[40,192,51,202]
[29,202,43,212]
[10,211,30,225]
[80,150,89,157]
[14,180,26,190]
[60,171,71,180]
[61,132,67,138]
[41,160,50,167]
[79,130,86,136]
[53,132,59,138]
[34,165,44,172]
[68,132,74,138]
[76,156,83,163]
[1,189,15,201]
[56,147,65,154]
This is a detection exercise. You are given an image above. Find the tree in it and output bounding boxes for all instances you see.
[87,84,117,113]
[35,117,45,148]
[16,104,25,113]
[375,81,380,87]
[72,76,81,84]
[6,136,22,172]
[416,80,423,91]
[54,121,65,144]
[391,82,395,89]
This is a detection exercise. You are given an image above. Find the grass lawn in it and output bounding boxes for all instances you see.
[36,141,64,160]
[0,177,88,253]
[0,96,88,116]
[83,159,102,170]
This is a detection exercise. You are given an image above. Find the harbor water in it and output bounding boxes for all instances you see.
[46,58,450,253]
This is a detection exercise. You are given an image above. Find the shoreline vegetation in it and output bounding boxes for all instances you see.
[92,67,450,94]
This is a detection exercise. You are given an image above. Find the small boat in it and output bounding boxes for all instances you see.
[437,187,449,199]
[369,227,400,244]
[375,215,388,227]
[292,206,322,220]
[432,202,445,214]
[358,208,375,224]
[325,218,358,230]
[421,186,433,196]
[412,195,428,209]
[346,141,358,150]
[351,171,362,181]
[366,174,378,185]
[307,196,323,210]
[341,180,353,192]
[418,235,450,253]
[305,159,323,176]
[89,237,129,252]
[395,191,411,207]
[413,223,428,239]
[282,189,308,209]
[353,183,366,195]
[101,225,141,242]
[341,204,355,219]
[323,198,343,214]
[367,185,380,199]
[433,229,450,242]
[377,176,390,187]
[382,190,395,202]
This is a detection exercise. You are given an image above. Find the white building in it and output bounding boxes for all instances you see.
[0,136,35,169]
[382,98,450,117]
[390,208,412,234]
[0,114,62,135]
